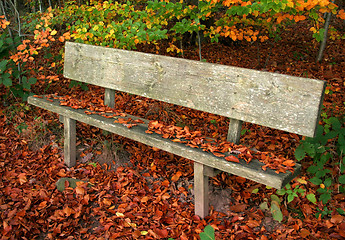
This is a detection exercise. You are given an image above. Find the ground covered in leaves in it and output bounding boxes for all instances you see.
[1,24,345,239]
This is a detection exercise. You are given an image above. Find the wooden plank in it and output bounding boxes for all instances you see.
[194,162,210,218]
[63,116,76,167]
[63,42,326,137]
[27,95,301,189]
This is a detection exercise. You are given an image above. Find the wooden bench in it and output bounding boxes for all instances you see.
[28,42,326,218]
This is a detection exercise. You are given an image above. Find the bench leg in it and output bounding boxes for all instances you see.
[194,162,211,218]
[63,116,76,167]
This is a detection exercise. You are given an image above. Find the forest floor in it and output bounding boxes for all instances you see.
[1,22,345,239]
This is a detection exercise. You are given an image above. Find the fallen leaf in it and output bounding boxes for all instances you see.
[225,155,240,163]
[171,171,182,182]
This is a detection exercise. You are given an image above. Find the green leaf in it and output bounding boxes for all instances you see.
[307,165,319,174]
[324,178,332,188]
[339,175,345,184]
[271,194,281,204]
[199,225,215,240]
[252,188,259,194]
[304,142,316,157]
[2,76,12,86]
[295,144,306,161]
[309,177,322,185]
[276,189,286,195]
[329,117,341,130]
[339,134,345,146]
[270,202,283,222]
[306,193,317,204]
[260,202,269,211]
[320,192,331,204]
[0,59,8,72]
[325,130,338,140]
[337,208,345,215]
[287,194,295,203]
[28,77,37,85]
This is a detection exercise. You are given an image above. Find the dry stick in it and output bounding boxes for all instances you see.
[197,0,202,61]
[316,10,332,62]
[0,0,13,40]
[179,39,184,58]
[197,30,202,61]
[7,0,23,84]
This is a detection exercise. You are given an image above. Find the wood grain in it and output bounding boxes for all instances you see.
[64,42,325,137]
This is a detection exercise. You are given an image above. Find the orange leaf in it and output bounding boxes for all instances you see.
[141,196,149,203]
[282,160,295,167]
[171,171,182,182]
[225,155,240,163]
[17,44,26,51]
[75,186,85,195]
[213,152,225,158]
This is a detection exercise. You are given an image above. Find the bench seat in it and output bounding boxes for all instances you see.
[28,95,301,190]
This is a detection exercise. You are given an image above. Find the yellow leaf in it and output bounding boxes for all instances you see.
[141,231,148,235]
[116,212,125,217]
[297,178,307,184]
[309,27,316,33]
[51,30,57,36]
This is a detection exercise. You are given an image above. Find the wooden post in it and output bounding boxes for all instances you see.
[194,162,212,218]
[104,88,115,108]
[63,116,76,167]
[227,118,243,144]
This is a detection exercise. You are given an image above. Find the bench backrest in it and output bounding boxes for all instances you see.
[63,41,325,138]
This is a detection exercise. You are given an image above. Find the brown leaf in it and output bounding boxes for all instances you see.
[155,228,168,238]
[230,204,247,212]
[18,173,27,185]
[37,201,47,210]
[300,229,310,238]
[331,215,344,224]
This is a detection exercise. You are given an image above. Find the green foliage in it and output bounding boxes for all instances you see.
[255,189,284,222]
[0,22,38,101]
[295,115,345,218]
[277,183,305,203]
[168,225,215,240]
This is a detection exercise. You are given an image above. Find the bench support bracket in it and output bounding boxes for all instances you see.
[63,116,76,167]
[104,88,116,108]
[227,119,243,144]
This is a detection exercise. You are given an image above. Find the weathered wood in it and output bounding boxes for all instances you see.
[227,119,243,144]
[63,116,76,167]
[194,162,210,218]
[27,96,301,189]
[64,42,326,137]
[104,88,115,108]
